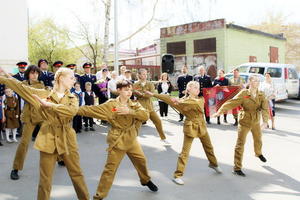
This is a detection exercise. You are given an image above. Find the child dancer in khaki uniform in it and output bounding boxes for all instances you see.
[0,67,89,200]
[133,68,171,146]
[146,81,222,185]
[78,80,158,200]
[214,75,269,177]
[10,65,45,180]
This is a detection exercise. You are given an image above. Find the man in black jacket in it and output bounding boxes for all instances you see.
[176,65,193,121]
[194,66,213,124]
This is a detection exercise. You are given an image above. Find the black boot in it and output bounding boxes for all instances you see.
[10,169,19,180]
[217,117,221,125]
[224,114,228,123]
[233,170,246,177]
[90,127,95,131]
[142,180,158,192]
[57,161,65,166]
[0,141,3,146]
[233,118,238,126]
[258,155,267,162]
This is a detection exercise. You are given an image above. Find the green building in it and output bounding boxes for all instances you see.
[160,19,286,78]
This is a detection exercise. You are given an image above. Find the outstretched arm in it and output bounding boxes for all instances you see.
[0,76,49,109]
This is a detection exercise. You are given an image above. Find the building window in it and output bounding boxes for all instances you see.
[194,38,216,53]
[167,41,186,55]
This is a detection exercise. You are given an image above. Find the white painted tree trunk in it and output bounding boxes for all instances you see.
[102,0,111,65]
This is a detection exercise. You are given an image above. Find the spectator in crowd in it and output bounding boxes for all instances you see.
[260,72,276,130]
[53,61,63,73]
[107,71,118,99]
[118,65,127,81]
[96,64,111,81]
[194,66,213,124]
[3,88,20,143]
[13,61,27,135]
[66,64,81,82]
[80,62,97,92]
[0,96,3,146]
[83,82,95,131]
[157,73,173,118]
[96,69,110,124]
[213,69,230,125]
[13,62,27,81]
[176,65,193,122]
[38,59,54,88]
[72,82,84,133]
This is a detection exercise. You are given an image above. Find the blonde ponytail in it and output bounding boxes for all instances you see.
[53,68,74,92]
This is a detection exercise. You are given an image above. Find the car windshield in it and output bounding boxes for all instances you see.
[225,74,249,82]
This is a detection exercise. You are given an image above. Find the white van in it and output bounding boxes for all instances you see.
[237,63,299,100]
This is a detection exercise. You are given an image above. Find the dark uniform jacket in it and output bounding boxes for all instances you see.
[39,71,54,87]
[213,77,230,86]
[84,91,95,106]
[12,72,26,82]
[177,74,193,98]
[194,75,213,96]
[80,74,97,92]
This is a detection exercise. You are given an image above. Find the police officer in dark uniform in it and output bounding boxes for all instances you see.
[13,61,28,136]
[194,66,213,124]
[80,62,97,92]
[66,64,81,82]
[13,62,27,81]
[53,60,63,73]
[176,65,193,121]
[38,59,54,88]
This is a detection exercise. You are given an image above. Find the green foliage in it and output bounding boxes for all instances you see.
[28,18,81,71]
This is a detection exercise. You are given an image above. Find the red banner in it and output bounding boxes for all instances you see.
[203,86,242,116]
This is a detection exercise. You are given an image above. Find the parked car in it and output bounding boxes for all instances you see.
[236,62,299,99]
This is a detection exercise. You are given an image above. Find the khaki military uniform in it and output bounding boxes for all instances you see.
[0,77,89,200]
[229,76,246,119]
[154,94,218,178]
[77,97,151,200]
[133,81,166,140]
[218,89,269,170]
[4,96,20,128]
[12,80,44,171]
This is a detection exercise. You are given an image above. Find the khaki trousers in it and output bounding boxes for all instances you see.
[38,150,89,200]
[149,110,166,140]
[13,122,38,170]
[93,140,151,200]
[174,134,218,178]
[234,123,262,171]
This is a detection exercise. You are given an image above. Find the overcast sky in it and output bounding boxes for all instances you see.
[27,0,300,49]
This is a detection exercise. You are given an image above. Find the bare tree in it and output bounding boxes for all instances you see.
[102,0,112,65]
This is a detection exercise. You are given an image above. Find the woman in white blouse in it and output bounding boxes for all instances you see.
[260,73,276,129]
[157,73,173,118]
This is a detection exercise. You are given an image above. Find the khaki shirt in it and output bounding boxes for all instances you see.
[0,77,78,155]
[77,97,149,151]
[133,81,155,111]
[219,89,269,127]
[154,94,208,138]
[21,80,45,124]
[229,76,245,87]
